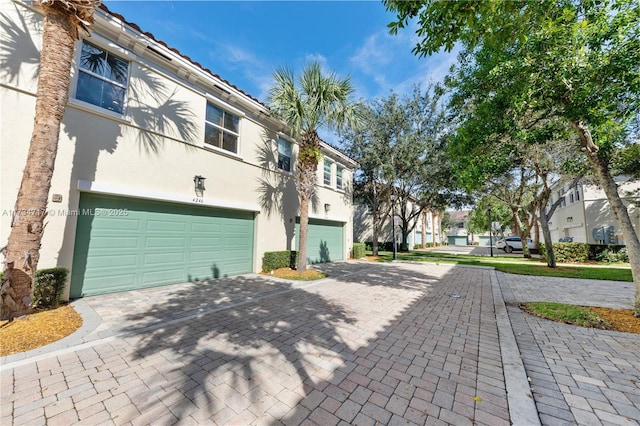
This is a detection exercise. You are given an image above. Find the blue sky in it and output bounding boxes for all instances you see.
[103,1,457,106]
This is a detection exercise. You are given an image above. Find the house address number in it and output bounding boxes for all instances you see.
[192,197,204,204]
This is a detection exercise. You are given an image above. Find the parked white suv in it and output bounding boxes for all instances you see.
[495,236,533,253]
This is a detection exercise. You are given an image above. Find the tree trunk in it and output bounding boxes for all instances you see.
[371,209,380,256]
[1,7,76,320]
[421,210,427,249]
[539,203,557,268]
[432,211,437,245]
[571,120,640,316]
[297,196,310,271]
[295,130,321,271]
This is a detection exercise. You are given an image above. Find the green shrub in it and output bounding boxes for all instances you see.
[596,247,629,263]
[33,267,68,309]
[262,251,297,272]
[352,243,366,259]
[539,242,589,263]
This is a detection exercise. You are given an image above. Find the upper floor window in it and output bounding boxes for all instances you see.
[205,103,239,154]
[323,160,332,186]
[336,166,343,190]
[278,138,292,172]
[76,41,129,114]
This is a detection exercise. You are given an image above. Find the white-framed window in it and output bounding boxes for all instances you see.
[323,160,332,186]
[336,166,343,190]
[278,138,292,172]
[205,103,239,154]
[75,40,129,114]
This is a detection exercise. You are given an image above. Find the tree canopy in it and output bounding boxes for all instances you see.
[385,0,640,314]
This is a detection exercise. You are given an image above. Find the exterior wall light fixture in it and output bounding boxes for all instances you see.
[194,175,206,197]
[567,216,573,223]
[324,203,331,212]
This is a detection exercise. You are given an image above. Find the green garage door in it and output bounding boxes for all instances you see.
[296,218,344,264]
[70,193,254,298]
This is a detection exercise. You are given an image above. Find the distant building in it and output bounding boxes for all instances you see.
[547,178,639,245]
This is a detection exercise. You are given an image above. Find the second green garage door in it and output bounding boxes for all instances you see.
[296,218,344,264]
[70,193,255,298]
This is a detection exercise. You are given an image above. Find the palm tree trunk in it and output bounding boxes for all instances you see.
[1,7,76,320]
[297,196,310,271]
[295,130,321,271]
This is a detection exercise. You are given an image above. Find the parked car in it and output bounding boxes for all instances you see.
[495,236,533,253]
[558,236,574,242]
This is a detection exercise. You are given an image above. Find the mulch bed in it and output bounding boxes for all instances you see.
[0,305,82,357]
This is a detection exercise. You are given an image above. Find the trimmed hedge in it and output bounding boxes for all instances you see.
[352,243,366,259]
[262,250,297,272]
[33,267,68,309]
[540,242,590,263]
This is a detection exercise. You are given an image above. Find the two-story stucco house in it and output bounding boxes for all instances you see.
[1,1,356,299]
[547,178,639,245]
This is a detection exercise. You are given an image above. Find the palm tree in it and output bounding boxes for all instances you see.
[268,62,361,271]
[1,0,101,320]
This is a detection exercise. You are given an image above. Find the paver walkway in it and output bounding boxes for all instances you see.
[1,261,638,426]
[1,263,510,425]
[498,273,640,425]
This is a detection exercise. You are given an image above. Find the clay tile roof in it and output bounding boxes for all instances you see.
[99,3,266,108]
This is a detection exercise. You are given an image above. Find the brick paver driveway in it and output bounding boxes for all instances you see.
[1,262,510,425]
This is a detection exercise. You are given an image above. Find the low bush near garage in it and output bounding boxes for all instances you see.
[352,243,366,259]
[262,250,297,272]
[33,267,69,309]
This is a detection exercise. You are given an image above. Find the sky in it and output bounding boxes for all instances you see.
[102,1,458,106]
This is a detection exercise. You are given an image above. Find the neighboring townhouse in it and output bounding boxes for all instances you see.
[547,178,639,245]
[0,1,356,299]
[354,199,441,249]
[444,209,471,246]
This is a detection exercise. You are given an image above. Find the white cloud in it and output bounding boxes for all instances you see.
[348,25,460,101]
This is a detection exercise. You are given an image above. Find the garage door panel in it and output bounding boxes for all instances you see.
[143,237,187,250]
[142,269,185,284]
[71,193,254,297]
[191,237,223,248]
[146,220,188,233]
[88,236,139,249]
[143,252,187,265]
[84,253,139,268]
[191,222,224,233]
[92,217,141,232]
[84,273,137,288]
[189,250,223,262]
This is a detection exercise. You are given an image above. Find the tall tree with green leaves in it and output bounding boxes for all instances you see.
[385,0,640,315]
[342,84,460,253]
[268,62,361,271]
[342,100,396,256]
[2,0,101,320]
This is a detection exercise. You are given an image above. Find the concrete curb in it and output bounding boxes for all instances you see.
[491,269,541,426]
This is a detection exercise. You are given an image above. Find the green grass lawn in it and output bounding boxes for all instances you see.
[521,302,612,328]
[368,250,633,282]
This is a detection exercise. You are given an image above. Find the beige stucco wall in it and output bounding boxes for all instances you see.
[1,1,355,298]
[549,181,639,244]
